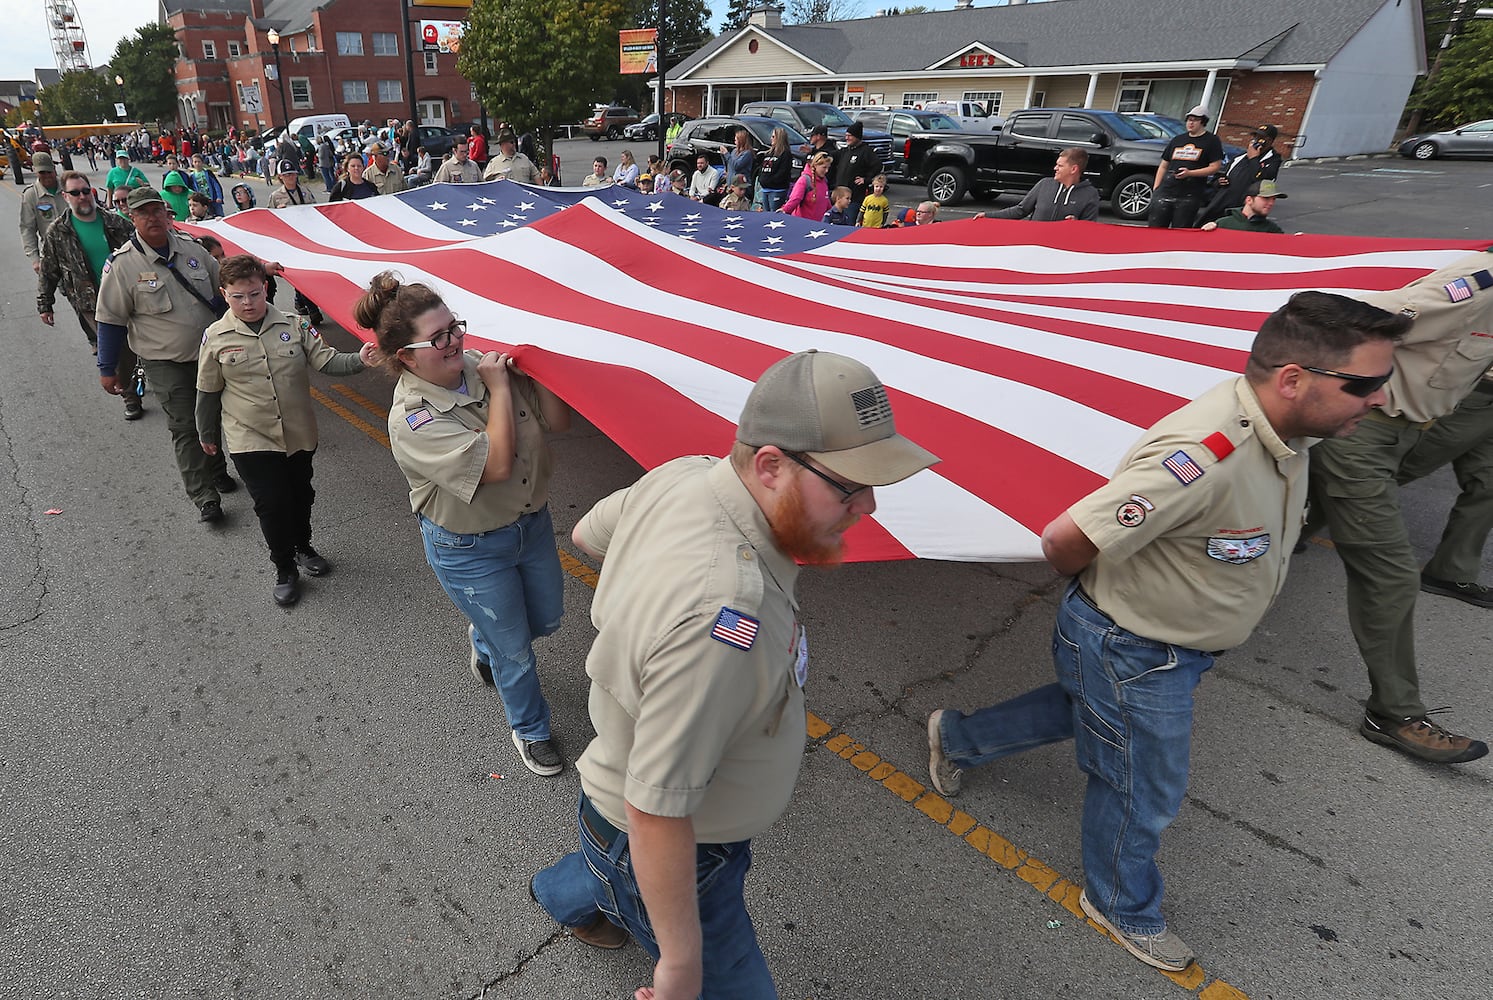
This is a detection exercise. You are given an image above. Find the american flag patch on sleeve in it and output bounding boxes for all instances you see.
[1162,449,1205,485]
[711,607,760,651]
[406,409,434,430]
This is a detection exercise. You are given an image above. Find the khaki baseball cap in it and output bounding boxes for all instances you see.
[32,151,55,171]
[1248,180,1287,199]
[126,186,166,210]
[736,350,939,486]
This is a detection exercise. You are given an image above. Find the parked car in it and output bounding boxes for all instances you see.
[1125,113,1246,163]
[903,107,1170,221]
[921,100,1003,131]
[848,108,963,178]
[1398,119,1493,160]
[584,106,642,141]
[664,116,810,180]
[623,112,688,141]
[736,100,895,172]
[365,125,462,159]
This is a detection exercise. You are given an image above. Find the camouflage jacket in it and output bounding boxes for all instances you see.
[36,206,136,317]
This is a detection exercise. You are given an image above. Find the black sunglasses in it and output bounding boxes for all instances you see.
[783,451,870,504]
[1276,364,1393,397]
[65,186,92,196]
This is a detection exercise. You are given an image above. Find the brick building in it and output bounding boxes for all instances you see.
[164,0,478,133]
[662,0,1427,159]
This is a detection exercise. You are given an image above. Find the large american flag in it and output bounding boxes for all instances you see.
[187,181,1486,563]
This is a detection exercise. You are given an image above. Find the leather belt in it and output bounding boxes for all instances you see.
[580,794,621,851]
[1363,409,1436,431]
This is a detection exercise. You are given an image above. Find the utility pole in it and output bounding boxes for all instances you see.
[657,0,668,166]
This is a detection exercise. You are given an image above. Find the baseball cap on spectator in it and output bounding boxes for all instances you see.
[115,149,129,160]
[126,186,167,210]
[639,173,653,183]
[32,151,54,172]
[809,125,829,138]
[1253,124,1279,142]
[1247,180,1287,199]
[1186,105,1209,121]
[277,161,299,175]
[731,174,749,189]
[736,349,939,487]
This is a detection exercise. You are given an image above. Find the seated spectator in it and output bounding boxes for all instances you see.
[613,149,640,189]
[1201,180,1287,233]
[823,185,854,226]
[637,173,655,194]
[719,175,751,212]
[582,156,612,188]
[688,154,722,203]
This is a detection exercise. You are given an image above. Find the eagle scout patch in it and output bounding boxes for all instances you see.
[1162,450,1205,485]
[1207,534,1271,564]
[711,607,760,651]
[405,408,434,430]
[1445,278,1473,303]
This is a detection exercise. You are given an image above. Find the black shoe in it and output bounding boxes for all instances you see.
[198,500,224,523]
[123,398,144,420]
[213,473,239,494]
[1419,573,1493,609]
[296,547,331,576]
[273,569,301,607]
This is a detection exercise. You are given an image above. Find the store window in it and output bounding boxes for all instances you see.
[902,92,939,108]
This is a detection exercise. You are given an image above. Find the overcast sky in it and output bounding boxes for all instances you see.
[0,0,981,86]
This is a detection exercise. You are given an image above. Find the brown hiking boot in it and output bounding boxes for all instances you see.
[571,913,629,950]
[1360,709,1488,764]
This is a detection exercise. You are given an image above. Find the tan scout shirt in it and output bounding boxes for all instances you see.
[575,457,807,844]
[387,352,552,533]
[363,162,406,196]
[1073,378,1308,652]
[94,232,221,362]
[1364,250,1493,423]
[266,183,316,210]
[19,182,63,260]
[482,151,541,183]
[197,305,361,454]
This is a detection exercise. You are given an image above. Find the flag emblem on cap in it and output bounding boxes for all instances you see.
[1445,278,1473,303]
[711,607,760,650]
[1163,450,1205,485]
[850,385,891,427]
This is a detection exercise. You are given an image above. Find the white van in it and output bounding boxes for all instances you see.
[286,114,352,141]
[922,101,1002,131]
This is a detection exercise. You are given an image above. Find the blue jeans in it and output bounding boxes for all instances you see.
[532,795,777,999]
[938,581,1213,935]
[759,188,786,212]
[418,506,563,740]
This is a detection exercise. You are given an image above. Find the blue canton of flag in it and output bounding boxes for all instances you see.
[1162,449,1205,485]
[391,182,855,257]
[711,606,760,650]
[1444,278,1473,303]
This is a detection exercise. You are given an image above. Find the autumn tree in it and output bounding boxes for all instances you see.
[111,22,180,125]
[42,68,116,124]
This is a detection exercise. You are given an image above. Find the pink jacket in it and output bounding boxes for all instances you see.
[782,171,828,220]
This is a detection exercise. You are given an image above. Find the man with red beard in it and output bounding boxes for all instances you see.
[531,350,937,999]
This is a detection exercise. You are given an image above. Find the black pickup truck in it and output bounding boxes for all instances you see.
[903,108,1172,221]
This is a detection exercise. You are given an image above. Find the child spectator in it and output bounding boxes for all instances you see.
[187,191,214,221]
[719,175,752,212]
[823,185,854,226]
[858,174,891,229]
[669,170,688,196]
[637,173,655,194]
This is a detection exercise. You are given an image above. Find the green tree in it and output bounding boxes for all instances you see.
[1414,21,1493,127]
[722,0,760,32]
[111,22,180,125]
[460,0,632,156]
[42,68,116,124]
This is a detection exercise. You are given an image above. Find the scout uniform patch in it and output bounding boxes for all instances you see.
[711,607,760,650]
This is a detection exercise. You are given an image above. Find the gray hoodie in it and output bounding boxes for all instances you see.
[990,177,1100,222]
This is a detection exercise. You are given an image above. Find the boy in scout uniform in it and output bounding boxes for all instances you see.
[95,186,238,522]
[19,150,61,273]
[197,255,375,606]
[1309,249,1493,765]
[929,293,1406,974]
[531,351,937,998]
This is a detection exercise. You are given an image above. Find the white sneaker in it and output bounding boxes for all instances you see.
[511,730,564,776]
[1079,890,1195,972]
[927,710,962,796]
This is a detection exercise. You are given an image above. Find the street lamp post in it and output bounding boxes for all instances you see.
[267,29,291,130]
[114,74,126,121]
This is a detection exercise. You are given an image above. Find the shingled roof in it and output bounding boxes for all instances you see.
[670,0,1395,77]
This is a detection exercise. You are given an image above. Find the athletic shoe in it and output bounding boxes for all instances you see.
[272,569,300,607]
[467,625,495,687]
[511,730,563,776]
[1419,573,1493,609]
[198,500,224,524]
[295,547,331,576]
[1360,709,1488,764]
[123,398,144,420]
[213,473,239,494]
[927,710,962,796]
[1079,891,1195,972]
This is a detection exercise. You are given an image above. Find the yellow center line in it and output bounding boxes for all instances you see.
[312,388,1253,997]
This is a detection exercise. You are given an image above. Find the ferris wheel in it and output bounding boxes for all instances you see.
[45,0,92,73]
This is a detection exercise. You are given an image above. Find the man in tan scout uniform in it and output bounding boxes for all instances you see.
[481,131,541,183]
[95,186,237,522]
[531,350,937,999]
[362,143,406,196]
[929,292,1406,974]
[1310,249,1493,764]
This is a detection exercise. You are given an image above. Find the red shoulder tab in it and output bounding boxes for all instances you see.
[1201,431,1235,461]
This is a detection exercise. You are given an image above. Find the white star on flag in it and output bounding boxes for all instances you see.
[480,197,496,205]
[518,201,536,211]
[763,236,783,245]
[457,219,478,227]
[684,213,702,220]
[466,203,487,211]
[648,201,665,211]
[427,202,447,211]
[765,220,785,229]
[612,199,630,207]
[499,219,518,228]
[807,229,828,238]
[721,235,741,244]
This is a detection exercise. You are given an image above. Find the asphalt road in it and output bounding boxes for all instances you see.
[1,157,1490,1000]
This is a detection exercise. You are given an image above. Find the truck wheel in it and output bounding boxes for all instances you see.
[1111,173,1154,222]
[928,165,968,205]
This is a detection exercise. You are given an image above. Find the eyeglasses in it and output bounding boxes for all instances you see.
[401,319,467,352]
[64,186,92,196]
[784,451,870,505]
[227,288,266,303]
[1276,364,1394,397]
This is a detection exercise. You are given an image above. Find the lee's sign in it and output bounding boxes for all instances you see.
[958,52,1002,68]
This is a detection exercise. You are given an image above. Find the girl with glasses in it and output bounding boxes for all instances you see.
[356,272,574,778]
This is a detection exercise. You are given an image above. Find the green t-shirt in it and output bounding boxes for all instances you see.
[105,164,147,193]
[70,212,111,283]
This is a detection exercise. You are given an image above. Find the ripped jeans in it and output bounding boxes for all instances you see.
[938,581,1213,934]
[419,506,564,740]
